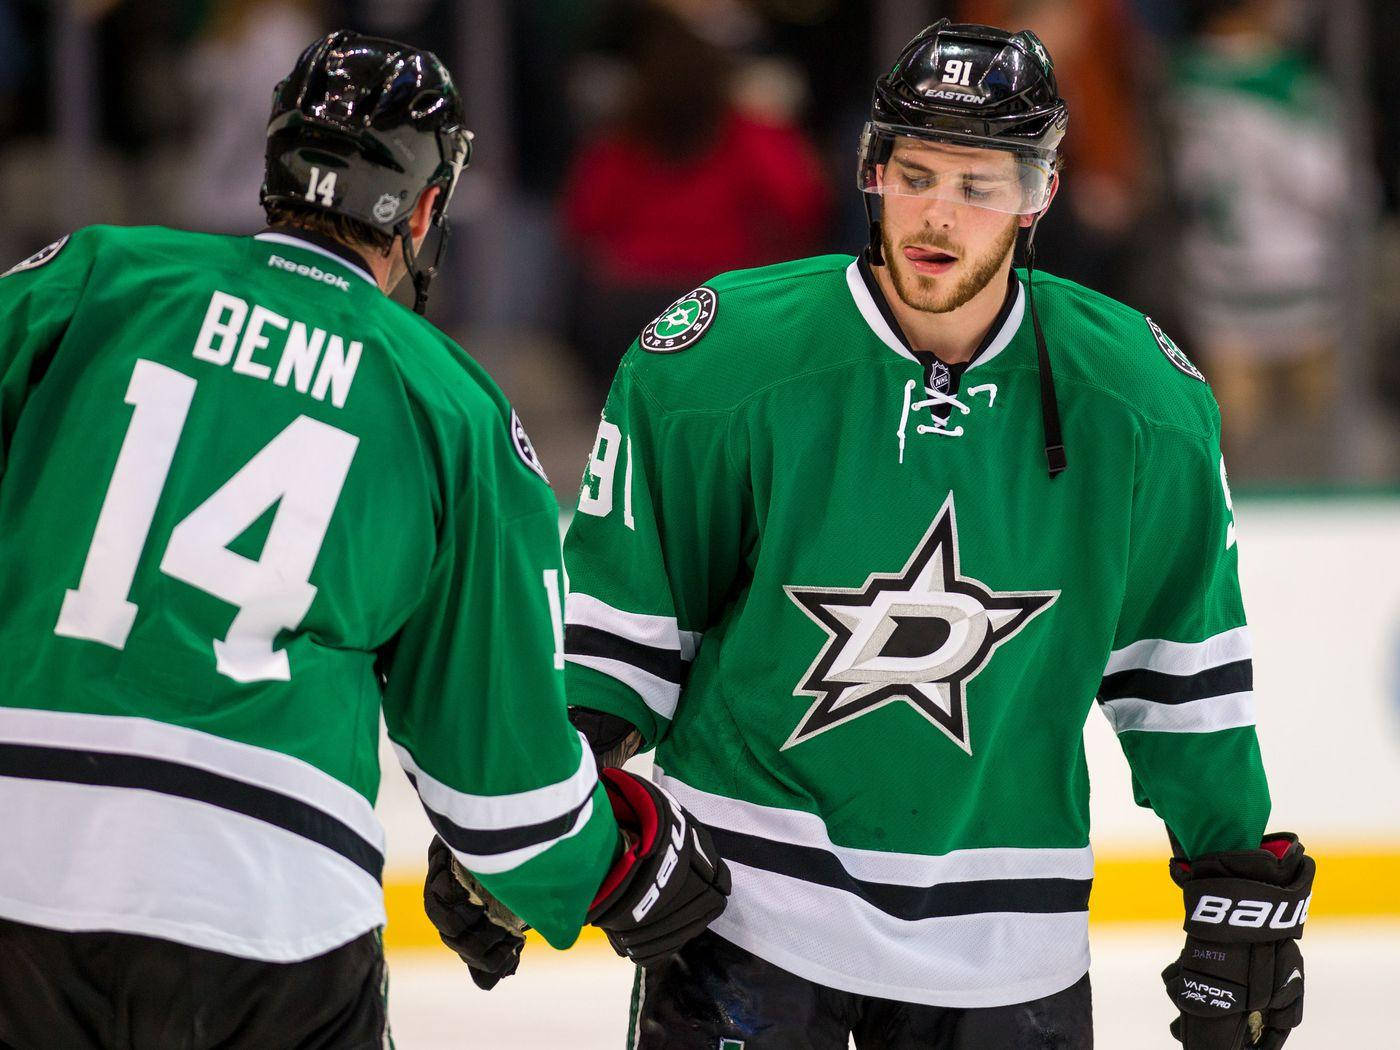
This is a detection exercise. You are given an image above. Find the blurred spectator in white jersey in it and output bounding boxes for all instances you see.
[1169,0,1359,474]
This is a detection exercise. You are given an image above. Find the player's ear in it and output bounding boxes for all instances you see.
[410,186,441,244]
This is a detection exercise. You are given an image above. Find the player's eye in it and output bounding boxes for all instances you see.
[896,166,935,192]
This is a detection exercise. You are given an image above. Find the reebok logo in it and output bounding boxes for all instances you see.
[1190,894,1310,931]
[267,254,351,292]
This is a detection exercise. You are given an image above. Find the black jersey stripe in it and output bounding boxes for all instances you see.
[406,772,594,859]
[565,624,689,685]
[709,826,1091,920]
[1098,660,1253,706]
[0,742,383,880]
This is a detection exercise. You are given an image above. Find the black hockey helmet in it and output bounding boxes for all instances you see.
[861,21,1071,479]
[262,30,473,313]
[867,20,1066,161]
[859,21,1067,250]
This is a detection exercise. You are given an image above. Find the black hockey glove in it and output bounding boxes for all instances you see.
[423,836,528,990]
[586,767,731,966]
[1162,833,1314,1050]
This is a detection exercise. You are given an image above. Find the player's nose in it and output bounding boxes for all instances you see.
[918,195,959,228]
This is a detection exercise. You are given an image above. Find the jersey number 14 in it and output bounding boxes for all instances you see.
[54,358,358,683]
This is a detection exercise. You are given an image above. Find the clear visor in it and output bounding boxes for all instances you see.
[859,128,1055,216]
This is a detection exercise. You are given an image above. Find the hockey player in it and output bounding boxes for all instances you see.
[546,20,1312,1050]
[0,31,726,1048]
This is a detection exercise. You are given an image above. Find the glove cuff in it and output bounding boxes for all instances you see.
[1171,832,1315,942]
[587,768,663,917]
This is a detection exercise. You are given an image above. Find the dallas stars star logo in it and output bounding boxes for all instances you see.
[783,494,1059,754]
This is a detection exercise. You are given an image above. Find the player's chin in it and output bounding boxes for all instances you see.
[898,268,957,310]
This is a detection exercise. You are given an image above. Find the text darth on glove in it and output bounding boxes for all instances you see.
[586,767,731,966]
[1162,833,1314,1050]
[423,836,528,990]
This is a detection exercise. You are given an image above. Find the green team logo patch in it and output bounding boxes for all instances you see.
[2,235,69,278]
[510,409,549,484]
[1145,316,1204,382]
[641,287,717,353]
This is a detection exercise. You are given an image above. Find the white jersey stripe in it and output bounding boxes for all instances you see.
[1104,626,1252,678]
[566,653,681,721]
[655,768,1093,1008]
[391,735,596,833]
[565,592,700,659]
[0,706,382,848]
[0,775,383,962]
[710,862,1090,1009]
[1100,691,1257,735]
[656,770,1093,886]
[449,799,597,876]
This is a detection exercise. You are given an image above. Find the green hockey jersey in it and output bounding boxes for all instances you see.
[0,226,616,961]
[563,254,1270,1007]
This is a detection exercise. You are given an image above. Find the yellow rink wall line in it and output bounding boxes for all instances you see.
[381,845,1400,953]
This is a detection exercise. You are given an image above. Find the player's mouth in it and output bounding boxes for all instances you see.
[903,245,959,276]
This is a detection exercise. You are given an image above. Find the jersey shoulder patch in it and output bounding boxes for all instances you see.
[640,286,718,353]
[1145,316,1205,382]
[510,409,549,483]
[2,235,70,278]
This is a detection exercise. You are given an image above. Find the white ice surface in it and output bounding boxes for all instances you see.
[386,920,1396,1049]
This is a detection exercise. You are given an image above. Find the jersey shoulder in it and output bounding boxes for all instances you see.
[85,224,246,269]
[624,254,856,412]
[0,224,147,285]
[1025,270,1218,439]
[380,304,554,494]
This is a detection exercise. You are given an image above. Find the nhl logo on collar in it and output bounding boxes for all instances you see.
[640,287,717,353]
[1145,316,1205,383]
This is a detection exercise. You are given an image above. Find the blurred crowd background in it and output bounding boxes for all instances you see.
[4,0,1397,497]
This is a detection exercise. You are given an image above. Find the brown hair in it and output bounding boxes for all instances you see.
[262,201,396,255]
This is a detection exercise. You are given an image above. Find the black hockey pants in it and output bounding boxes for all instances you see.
[0,917,388,1050]
[629,930,1093,1049]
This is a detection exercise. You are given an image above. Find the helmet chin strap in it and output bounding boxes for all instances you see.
[396,210,453,315]
[1022,214,1067,479]
[863,192,885,266]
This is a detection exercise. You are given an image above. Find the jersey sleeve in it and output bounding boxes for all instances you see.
[562,352,750,747]
[1097,420,1271,858]
[378,410,618,949]
[0,234,90,480]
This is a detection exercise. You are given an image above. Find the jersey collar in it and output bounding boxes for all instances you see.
[254,229,378,288]
[846,252,1025,372]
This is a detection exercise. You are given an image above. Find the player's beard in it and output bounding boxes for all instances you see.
[883,215,1020,314]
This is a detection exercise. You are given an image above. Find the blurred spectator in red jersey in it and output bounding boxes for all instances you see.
[560,2,829,402]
